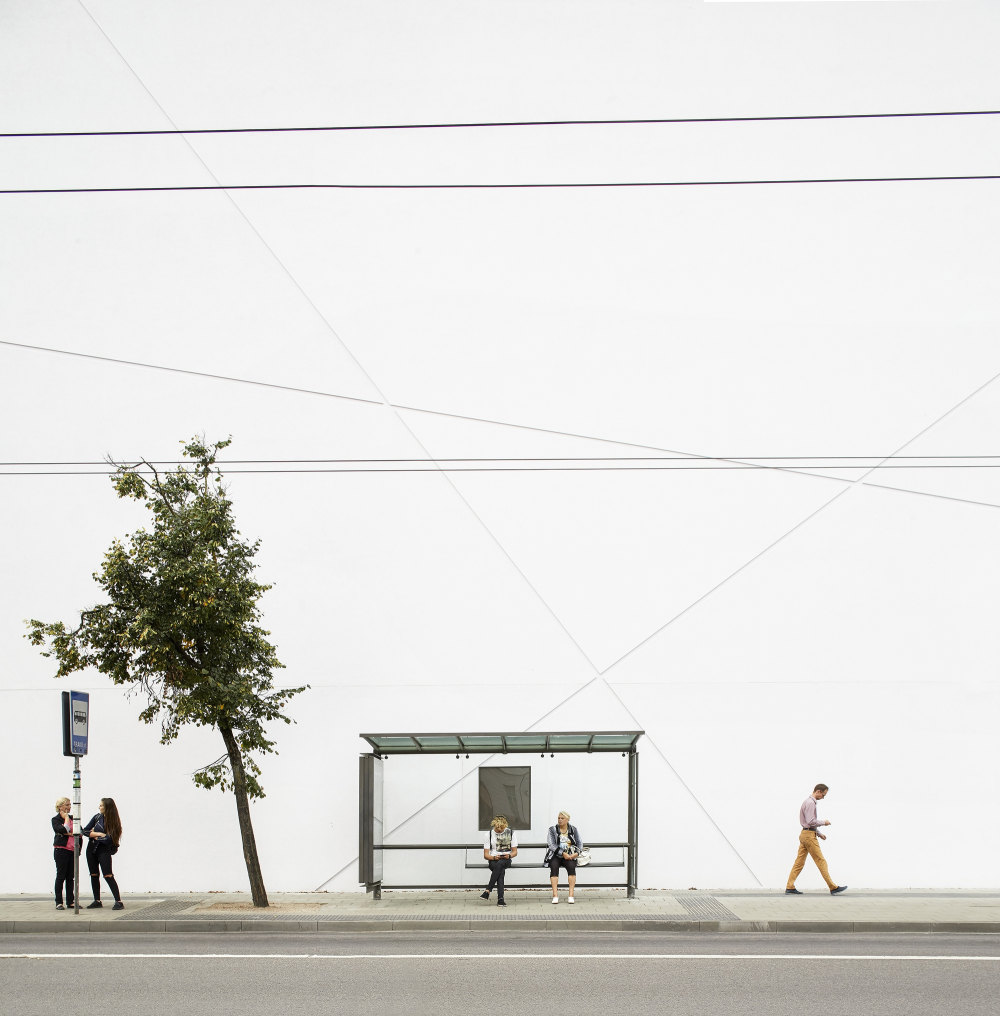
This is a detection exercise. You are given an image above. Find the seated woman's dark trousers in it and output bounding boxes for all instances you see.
[548,857,577,878]
[487,858,511,899]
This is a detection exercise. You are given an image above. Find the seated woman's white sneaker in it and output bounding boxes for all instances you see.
[551,897,558,904]
[568,896,575,904]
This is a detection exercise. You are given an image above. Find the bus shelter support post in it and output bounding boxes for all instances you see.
[627,750,639,899]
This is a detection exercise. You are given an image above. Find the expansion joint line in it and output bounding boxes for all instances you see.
[581,365,1000,885]
[77,0,599,674]
[75,0,1000,897]
[73,3,617,894]
[602,681,764,887]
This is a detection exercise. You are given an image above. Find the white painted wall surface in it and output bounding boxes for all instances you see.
[3,1,999,894]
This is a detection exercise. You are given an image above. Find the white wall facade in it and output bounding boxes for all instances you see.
[3,1,1000,895]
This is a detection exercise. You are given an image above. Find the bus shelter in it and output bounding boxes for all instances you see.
[359,730,643,899]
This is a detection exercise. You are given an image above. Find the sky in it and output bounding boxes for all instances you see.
[2,1,1000,894]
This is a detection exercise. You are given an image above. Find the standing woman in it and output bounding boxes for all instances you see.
[83,797,123,910]
[545,810,583,905]
[51,796,75,910]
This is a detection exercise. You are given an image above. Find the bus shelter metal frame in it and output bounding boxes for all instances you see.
[359,730,642,900]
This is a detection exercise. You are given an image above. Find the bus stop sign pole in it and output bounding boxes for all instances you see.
[62,691,89,916]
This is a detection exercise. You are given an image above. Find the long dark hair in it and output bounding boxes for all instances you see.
[102,797,122,846]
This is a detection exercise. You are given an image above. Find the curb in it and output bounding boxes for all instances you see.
[4,919,1000,934]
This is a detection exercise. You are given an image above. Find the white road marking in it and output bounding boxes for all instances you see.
[2,953,1000,961]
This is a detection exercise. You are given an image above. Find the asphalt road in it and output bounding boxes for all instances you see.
[4,933,1000,1016]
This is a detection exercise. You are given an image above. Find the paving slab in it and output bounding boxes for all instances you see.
[3,889,1000,934]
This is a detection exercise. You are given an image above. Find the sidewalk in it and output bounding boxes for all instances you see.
[4,888,1000,934]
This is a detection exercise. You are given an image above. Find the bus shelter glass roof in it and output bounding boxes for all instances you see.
[360,731,643,754]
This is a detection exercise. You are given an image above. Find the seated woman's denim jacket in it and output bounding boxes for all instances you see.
[544,824,583,863]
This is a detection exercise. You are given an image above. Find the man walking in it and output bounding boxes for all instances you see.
[785,783,847,895]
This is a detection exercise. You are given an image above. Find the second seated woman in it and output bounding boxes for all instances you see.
[546,810,583,904]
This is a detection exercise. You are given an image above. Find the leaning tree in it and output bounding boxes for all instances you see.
[27,435,305,907]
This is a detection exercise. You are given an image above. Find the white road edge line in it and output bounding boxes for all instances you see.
[2,954,1000,961]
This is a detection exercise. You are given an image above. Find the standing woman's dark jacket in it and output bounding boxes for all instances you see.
[82,813,118,854]
[52,814,75,849]
[52,811,76,908]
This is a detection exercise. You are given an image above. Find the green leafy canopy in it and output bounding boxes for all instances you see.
[26,435,307,799]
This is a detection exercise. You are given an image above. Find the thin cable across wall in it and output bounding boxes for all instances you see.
[3,107,999,138]
[5,174,1000,195]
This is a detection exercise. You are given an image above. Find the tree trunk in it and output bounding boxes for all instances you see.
[219,721,269,907]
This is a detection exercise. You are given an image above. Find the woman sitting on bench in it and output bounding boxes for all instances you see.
[546,810,583,904]
[480,814,518,907]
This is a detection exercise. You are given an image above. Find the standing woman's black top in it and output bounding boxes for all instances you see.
[82,813,118,854]
[52,814,75,849]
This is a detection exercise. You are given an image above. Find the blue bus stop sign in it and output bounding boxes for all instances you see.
[61,690,89,757]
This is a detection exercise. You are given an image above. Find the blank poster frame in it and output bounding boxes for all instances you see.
[477,765,531,830]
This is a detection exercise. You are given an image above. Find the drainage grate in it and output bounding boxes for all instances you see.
[117,899,210,919]
[676,896,741,921]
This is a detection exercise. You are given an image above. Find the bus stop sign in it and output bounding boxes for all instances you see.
[61,690,89,757]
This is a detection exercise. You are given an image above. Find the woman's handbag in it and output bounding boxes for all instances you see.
[576,847,592,867]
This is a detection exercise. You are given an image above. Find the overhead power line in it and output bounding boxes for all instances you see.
[4,174,1000,196]
[3,108,999,139]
